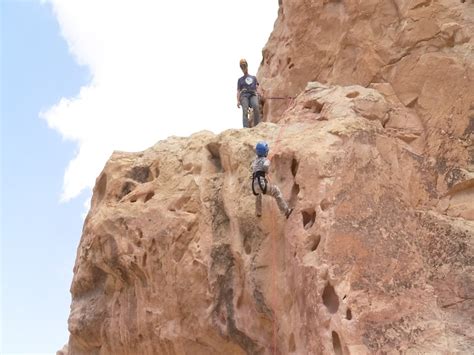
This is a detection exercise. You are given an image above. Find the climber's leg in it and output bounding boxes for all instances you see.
[249,95,260,126]
[267,184,290,215]
[241,96,250,128]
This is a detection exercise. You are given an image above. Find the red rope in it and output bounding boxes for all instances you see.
[264,96,295,100]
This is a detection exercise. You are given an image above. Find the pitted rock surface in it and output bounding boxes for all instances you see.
[61,83,473,354]
[60,1,474,353]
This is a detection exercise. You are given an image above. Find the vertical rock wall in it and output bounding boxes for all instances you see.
[259,0,473,165]
[63,84,473,354]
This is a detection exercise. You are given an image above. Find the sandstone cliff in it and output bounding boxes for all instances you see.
[61,1,474,354]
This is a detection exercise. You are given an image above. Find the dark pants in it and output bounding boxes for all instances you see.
[240,94,260,128]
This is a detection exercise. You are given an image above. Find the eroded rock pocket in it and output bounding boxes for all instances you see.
[307,234,321,252]
[144,191,155,203]
[127,166,152,183]
[346,308,352,320]
[322,283,339,314]
[118,180,137,201]
[206,142,223,172]
[291,158,299,177]
[301,208,316,229]
[332,331,343,355]
[346,91,360,99]
[304,99,324,114]
[320,198,331,211]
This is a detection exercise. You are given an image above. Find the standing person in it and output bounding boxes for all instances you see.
[251,141,293,218]
[237,59,261,128]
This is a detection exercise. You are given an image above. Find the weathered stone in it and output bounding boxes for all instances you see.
[62,84,473,354]
[60,1,474,353]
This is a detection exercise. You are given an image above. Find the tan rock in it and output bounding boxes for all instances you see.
[259,0,474,170]
[61,1,474,353]
[63,83,473,354]
[56,344,68,355]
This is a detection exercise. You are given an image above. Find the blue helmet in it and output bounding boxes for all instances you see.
[256,141,269,157]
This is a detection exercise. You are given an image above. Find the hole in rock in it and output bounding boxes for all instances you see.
[301,208,316,230]
[332,331,343,355]
[244,241,252,255]
[406,97,418,108]
[144,191,155,203]
[130,197,137,203]
[320,198,331,211]
[289,63,295,69]
[291,158,299,177]
[128,166,151,183]
[183,162,193,172]
[308,235,321,252]
[142,253,147,267]
[346,308,352,320]
[153,166,160,179]
[206,142,223,172]
[322,283,339,313]
[303,99,324,114]
[346,91,360,99]
[118,181,136,201]
[288,333,296,352]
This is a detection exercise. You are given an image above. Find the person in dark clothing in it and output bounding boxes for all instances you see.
[237,59,261,128]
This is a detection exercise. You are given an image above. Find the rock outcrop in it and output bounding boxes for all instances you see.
[62,82,473,354]
[61,1,474,354]
[259,0,474,168]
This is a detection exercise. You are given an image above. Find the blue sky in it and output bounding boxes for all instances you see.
[1,0,89,352]
[1,0,278,353]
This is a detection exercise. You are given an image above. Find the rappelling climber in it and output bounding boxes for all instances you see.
[237,58,261,128]
[252,141,293,218]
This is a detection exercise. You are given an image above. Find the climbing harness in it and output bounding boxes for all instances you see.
[240,88,257,95]
[252,171,268,196]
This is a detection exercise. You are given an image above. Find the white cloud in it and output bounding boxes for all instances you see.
[41,0,279,201]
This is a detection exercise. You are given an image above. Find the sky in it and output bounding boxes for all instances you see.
[1,0,279,353]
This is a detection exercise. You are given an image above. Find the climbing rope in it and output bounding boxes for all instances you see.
[264,96,296,101]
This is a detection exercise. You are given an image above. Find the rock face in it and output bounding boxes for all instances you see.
[64,82,473,354]
[259,0,474,168]
[62,1,474,354]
